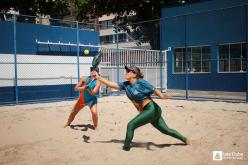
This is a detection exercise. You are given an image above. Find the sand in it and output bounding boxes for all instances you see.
[0,96,248,165]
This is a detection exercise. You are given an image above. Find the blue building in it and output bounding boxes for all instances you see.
[0,18,99,104]
[161,0,247,93]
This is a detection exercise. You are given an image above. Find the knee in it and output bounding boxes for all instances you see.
[70,108,81,116]
[70,110,77,116]
[71,104,83,115]
[91,111,98,117]
[127,122,135,132]
[91,108,97,115]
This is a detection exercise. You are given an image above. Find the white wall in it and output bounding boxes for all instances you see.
[0,54,93,87]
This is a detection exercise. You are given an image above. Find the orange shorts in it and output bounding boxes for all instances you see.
[75,93,97,108]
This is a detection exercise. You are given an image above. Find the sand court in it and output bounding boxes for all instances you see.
[0,96,248,165]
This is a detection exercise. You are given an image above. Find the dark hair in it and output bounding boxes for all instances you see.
[136,71,144,79]
[125,65,144,79]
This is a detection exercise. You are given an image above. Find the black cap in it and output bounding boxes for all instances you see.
[124,66,141,74]
[90,67,99,73]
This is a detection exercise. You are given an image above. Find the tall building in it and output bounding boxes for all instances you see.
[99,14,150,49]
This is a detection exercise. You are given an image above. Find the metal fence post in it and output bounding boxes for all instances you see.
[76,21,80,97]
[185,54,189,99]
[76,21,80,80]
[70,76,73,98]
[246,5,248,103]
[115,26,120,87]
[246,45,248,103]
[159,20,163,92]
[184,15,189,100]
[159,50,163,92]
[13,14,19,104]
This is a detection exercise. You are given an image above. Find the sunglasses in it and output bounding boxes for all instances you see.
[126,70,135,73]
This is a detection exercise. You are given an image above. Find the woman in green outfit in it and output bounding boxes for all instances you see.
[92,66,191,151]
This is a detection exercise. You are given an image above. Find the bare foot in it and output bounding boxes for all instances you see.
[93,125,98,130]
[186,138,192,145]
[63,124,70,128]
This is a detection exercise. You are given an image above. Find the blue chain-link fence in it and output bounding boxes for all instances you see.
[0,10,247,105]
[0,12,98,104]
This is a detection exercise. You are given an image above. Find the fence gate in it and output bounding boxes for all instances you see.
[100,48,167,95]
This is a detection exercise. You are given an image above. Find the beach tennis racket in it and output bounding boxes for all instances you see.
[85,52,102,88]
[91,52,101,72]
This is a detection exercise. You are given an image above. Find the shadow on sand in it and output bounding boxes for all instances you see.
[94,139,186,150]
[70,124,95,131]
[82,135,91,143]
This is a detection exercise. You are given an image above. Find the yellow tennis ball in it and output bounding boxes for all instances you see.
[84,49,90,55]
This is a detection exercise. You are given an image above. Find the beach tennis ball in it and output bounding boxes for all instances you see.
[83,49,90,55]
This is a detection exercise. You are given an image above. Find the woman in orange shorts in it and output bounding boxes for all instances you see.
[64,69,101,129]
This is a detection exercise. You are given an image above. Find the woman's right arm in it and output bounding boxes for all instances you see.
[92,71,121,90]
[154,89,171,99]
[74,76,86,91]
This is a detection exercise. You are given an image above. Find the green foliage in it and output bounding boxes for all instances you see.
[0,0,70,17]
[0,0,192,49]
[74,0,191,49]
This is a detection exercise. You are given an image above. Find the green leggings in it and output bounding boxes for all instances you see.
[124,101,187,148]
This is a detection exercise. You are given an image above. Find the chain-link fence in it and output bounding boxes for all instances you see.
[0,12,98,104]
[0,9,247,105]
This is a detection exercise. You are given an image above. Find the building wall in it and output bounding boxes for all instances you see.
[0,21,99,103]
[161,0,247,92]
[98,14,150,49]
[0,21,99,54]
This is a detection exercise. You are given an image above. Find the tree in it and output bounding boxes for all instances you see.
[73,0,192,50]
[0,0,193,49]
[0,0,70,18]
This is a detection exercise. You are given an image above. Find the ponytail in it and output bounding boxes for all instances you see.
[136,71,144,79]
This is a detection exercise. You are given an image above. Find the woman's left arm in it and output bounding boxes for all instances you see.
[154,89,171,99]
[90,80,101,95]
